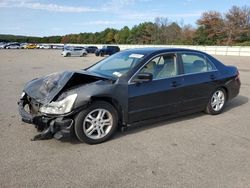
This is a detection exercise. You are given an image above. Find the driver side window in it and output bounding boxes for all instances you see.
[139,54,177,80]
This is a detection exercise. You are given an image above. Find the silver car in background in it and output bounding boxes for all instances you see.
[61,46,88,57]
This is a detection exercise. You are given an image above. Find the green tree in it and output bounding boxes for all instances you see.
[117,26,130,44]
[106,31,115,43]
[128,22,154,44]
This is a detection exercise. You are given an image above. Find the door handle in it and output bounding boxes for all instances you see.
[210,75,216,80]
[171,81,181,87]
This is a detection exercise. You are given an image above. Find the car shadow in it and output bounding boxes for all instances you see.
[60,95,248,144]
[58,133,81,144]
[113,112,205,140]
[224,95,248,112]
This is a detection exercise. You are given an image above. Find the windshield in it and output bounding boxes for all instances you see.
[88,51,145,78]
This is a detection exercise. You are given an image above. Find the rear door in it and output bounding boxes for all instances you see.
[128,53,184,123]
[73,48,81,56]
[178,52,219,111]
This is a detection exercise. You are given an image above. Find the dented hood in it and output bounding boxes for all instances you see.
[23,70,110,104]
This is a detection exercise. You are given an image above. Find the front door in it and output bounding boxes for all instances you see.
[128,53,183,123]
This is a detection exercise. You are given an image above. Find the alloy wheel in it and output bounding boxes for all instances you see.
[83,109,113,139]
[211,90,225,111]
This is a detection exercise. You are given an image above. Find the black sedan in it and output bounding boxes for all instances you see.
[18,48,241,144]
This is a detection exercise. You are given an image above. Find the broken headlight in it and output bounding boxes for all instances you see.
[39,94,77,115]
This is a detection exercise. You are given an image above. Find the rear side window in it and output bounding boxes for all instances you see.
[74,48,85,51]
[180,53,216,74]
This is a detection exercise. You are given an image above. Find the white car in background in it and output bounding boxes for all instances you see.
[39,44,52,49]
[61,46,88,57]
[0,42,7,49]
[6,43,20,49]
[20,43,27,49]
[52,45,64,49]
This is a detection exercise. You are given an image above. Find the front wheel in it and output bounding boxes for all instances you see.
[100,51,104,57]
[205,88,227,115]
[74,101,118,144]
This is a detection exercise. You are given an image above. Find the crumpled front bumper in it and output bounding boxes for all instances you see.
[18,99,74,140]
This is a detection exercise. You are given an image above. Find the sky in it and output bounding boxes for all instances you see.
[0,0,249,37]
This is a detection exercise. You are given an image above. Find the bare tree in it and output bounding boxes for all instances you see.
[181,24,195,44]
[225,6,250,45]
[153,17,183,44]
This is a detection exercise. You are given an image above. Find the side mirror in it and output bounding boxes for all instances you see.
[133,72,153,83]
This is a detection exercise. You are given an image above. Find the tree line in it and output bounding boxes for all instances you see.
[1,5,250,46]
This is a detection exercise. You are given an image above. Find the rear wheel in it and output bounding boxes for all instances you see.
[205,88,226,115]
[66,53,71,57]
[74,101,118,144]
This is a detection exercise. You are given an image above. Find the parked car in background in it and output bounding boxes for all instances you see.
[61,46,88,57]
[36,44,41,49]
[0,42,7,49]
[38,44,45,49]
[95,45,120,56]
[18,48,240,144]
[85,46,98,53]
[44,45,52,49]
[39,44,52,49]
[5,43,20,49]
[52,45,64,50]
[26,43,37,49]
[20,43,28,49]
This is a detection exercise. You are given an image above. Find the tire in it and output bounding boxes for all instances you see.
[205,88,227,115]
[81,53,87,57]
[74,101,118,144]
[66,53,71,57]
[100,51,104,57]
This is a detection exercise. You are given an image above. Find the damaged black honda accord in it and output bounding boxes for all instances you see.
[18,48,241,144]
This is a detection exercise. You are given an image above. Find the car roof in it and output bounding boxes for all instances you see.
[123,47,207,56]
[104,45,119,48]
